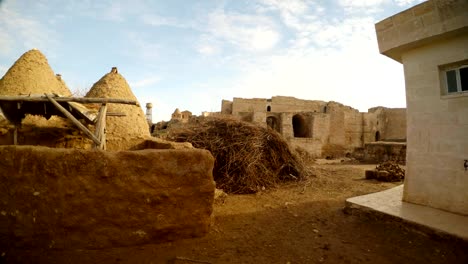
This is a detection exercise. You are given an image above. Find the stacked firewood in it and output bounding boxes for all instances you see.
[365,161,405,182]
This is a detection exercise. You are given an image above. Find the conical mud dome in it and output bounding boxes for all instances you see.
[0,49,72,96]
[86,67,150,150]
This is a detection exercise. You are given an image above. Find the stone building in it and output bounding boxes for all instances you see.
[221,96,406,158]
[171,108,192,122]
[376,0,468,215]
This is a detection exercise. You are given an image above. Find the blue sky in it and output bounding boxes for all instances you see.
[0,0,424,122]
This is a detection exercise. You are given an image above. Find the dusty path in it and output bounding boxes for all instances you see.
[6,163,468,263]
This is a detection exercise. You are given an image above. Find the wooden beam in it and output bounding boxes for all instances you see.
[0,95,139,106]
[45,94,101,146]
[13,126,17,145]
[94,104,107,150]
[67,102,96,124]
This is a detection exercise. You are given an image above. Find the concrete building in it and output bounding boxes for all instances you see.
[221,96,406,159]
[376,0,468,215]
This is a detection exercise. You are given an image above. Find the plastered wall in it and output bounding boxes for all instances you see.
[401,35,468,215]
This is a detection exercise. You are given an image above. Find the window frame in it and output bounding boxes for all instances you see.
[442,64,468,94]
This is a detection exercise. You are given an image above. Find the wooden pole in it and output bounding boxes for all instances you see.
[94,104,107,150]
[45,94,101,146]
[13,126,17,145]
[0,95,139,106]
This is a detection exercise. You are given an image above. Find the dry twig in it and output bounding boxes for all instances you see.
[165,116,306,194]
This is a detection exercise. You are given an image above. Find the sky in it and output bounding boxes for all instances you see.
[0,0,425,122]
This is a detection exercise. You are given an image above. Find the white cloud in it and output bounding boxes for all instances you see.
[0,65,8,77]
[230,46,405,112]
[141,14,186,27]
[197,44,221,56]
[124,32,160,60]
[221,9,406,112]
[257,0,308,15]
[203,9,280,52]
[394,0,425,6]
[104,2,124,22]
[196,34,222,56]
[339,0,389,8]
[130,76,162,88]
[0,29,14,56]
[60,0,148,22]
[338,0,425,12]
[0,4,58,56]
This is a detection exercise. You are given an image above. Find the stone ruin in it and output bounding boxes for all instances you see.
[171,108,192,123]
[219,96,407,162]
[0,49,216,249]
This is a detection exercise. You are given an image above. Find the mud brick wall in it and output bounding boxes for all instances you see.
[0,146,215,249]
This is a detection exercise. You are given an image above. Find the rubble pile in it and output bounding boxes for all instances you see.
[365,161,405,182]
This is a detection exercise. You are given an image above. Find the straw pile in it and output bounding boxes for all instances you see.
[86,68,149,150]
[165,116,305,194]
[0,49,72,96]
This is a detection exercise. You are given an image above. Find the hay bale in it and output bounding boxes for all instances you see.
[165,116,305,194]
[0,49,72,96]
[86,68,150,150]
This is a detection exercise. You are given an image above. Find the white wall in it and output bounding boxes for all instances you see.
[402,34,468,215]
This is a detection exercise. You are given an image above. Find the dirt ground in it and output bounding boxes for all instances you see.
[4,161,468,264]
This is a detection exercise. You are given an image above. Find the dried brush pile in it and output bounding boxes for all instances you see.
[166,116,305,194]
[365,161,405,182]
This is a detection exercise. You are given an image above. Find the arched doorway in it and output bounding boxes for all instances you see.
[375,131,381,141]
[292,114,310,138]
[267,105,271,112]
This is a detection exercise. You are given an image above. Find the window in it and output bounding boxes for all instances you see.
[444,65,468,94]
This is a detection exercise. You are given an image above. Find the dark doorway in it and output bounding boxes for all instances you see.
[293,114,311,138]
[375,131,381,141]
[267,105,271,112]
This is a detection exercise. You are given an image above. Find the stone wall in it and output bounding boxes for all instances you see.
[270,96,326,113]
[288,138,323,157]
[0,146,215,249]
[310,113,330,144]
[224,96,406,158]
[344,111,364,149]
[221,100,233,114]
[363,142,406,164]
[232,98,267,115]
[280,113,293,138]
[383,108,407,141]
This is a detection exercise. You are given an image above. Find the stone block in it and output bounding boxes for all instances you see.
[375,17,394,32]
[0,146,215,249]
[393,8,415,25]
[365,170,376,179]
[412,1,435,16]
